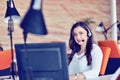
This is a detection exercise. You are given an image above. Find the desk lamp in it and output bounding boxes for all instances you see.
[4,0,21,80]
[96,21,119,40]
[20,0,47,80]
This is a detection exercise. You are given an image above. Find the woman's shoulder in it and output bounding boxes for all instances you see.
[91,44,103,58]
[93,43,100,48]
[92,43,102,52]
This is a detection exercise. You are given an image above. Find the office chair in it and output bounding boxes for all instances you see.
[98,40,120,74]
[0,49,12,76]
[99,47,111,75]
[98,40,120,58]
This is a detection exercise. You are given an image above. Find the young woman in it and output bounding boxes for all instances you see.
[68,21,103,80]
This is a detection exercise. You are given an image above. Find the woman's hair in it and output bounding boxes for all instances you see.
[68,21,93,65]
[0,47,3,51]
[0,43,3,51]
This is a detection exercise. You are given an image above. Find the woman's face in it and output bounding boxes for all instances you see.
[73,26,88,46]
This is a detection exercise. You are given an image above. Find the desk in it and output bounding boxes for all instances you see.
[0,74,118,80]
[86,74,113,80]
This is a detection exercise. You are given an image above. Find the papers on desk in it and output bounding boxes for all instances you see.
[85,74,112,80]
[86,67,120,80]
[0,76,19,80]
[111,67,120,80]
[0,76,10,80]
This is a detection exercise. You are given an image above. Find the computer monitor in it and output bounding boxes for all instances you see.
[15,42,69,80]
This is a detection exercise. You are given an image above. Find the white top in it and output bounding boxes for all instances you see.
[69,44,103,79]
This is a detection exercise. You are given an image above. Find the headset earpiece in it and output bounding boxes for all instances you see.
[86,27,92,37]
[88,32,92,37]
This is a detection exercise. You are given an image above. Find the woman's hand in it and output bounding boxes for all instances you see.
[69,73,86,80]
[69,74,77,80]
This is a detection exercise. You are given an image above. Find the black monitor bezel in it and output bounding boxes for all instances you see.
[15,42,69,80]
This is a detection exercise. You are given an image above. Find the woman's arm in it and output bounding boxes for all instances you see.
[82,45,103,79]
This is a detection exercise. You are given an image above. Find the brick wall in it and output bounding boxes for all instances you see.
[0,0,120,53]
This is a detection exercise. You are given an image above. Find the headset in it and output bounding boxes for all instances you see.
[72,21,92,37]
[84,23,92,37]
[86,26,92,37]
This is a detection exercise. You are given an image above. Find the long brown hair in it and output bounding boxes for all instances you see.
[68,21,93,65]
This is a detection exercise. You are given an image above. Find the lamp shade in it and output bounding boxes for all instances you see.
[4,0,21,23]
[96,21,104,32]
[20,0,47,35]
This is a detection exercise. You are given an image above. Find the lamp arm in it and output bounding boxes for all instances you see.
[33,0,42,10]
[103,31,108,39]
[102,23,107,33]
[8,16,17,80]
[104,20,119,33]
[23,31,34,80]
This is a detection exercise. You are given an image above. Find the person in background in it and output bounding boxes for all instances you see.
[68,21,103,80]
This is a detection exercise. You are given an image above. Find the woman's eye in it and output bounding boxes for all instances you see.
[73,31,84,37]
[73,33,77,36]
[77,31,83,35]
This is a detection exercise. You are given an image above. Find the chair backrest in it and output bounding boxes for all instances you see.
[99,46,111,75]
[0,50,12,70]
[98,40,120,58]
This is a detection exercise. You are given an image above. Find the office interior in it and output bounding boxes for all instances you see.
[0,0,120,80]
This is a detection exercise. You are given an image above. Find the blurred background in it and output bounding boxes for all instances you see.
[0,0,120,53]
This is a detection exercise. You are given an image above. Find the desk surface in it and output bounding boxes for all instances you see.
[0,74,118,80]
[86,74,120,80]
[0,75,113,80]
[86,67,120,80]
[86,74,113,80]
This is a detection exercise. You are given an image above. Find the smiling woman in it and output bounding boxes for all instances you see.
[68,21,103,80]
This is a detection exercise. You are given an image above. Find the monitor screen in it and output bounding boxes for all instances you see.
[15,42,69,80]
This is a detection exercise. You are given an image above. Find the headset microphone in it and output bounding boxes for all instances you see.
[82,40,84,42]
